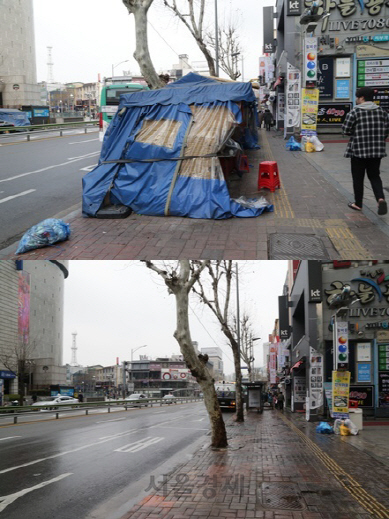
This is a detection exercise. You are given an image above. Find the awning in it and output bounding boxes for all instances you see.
[291,360,303,371]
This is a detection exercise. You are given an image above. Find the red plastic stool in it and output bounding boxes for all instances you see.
[258,161,281,192]
[238,154,250,173]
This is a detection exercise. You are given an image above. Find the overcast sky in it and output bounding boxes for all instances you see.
[33,0,275,84]
[63,261,287,375]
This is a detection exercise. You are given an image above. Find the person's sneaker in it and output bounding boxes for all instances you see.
[378,200,388,215]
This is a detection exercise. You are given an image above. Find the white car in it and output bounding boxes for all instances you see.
[125,393,148,406]
[162,394,177,404]
[31,395,80,409]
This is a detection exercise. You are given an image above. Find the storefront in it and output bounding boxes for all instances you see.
[322,261,389,417]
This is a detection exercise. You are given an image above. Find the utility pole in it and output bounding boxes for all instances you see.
[122,361,127,399]
[215,0,219,76]
[236,263,240,356]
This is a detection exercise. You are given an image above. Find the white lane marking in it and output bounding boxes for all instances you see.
[80,164,97,172]
[0,436,21,441]
[0,190,36,204]
[154,411,166,414]
[114,437,164,453]
[0,429,137,475]
[95,418,126,424]
[0,472,72,513]
[0,152,100,184]
[69,138,99,144]
[67,152,99,160]
[191,418,205,422]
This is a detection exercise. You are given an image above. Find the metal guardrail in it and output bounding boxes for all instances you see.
[0,120,99,141]
[0,397,202,424]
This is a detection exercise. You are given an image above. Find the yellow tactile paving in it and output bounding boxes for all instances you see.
[279,413,389,519]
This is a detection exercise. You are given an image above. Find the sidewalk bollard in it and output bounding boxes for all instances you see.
[14,416,17,424]
[108,405,111,413]
[56,412,59,419]
[86,409,88,415]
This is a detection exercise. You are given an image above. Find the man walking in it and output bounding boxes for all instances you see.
[342,87,389,215]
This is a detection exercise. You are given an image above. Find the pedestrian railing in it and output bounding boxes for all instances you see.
[0,397,203,424]
[0,120,98,141]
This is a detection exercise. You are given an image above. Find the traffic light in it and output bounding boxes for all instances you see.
[335,321,349,369]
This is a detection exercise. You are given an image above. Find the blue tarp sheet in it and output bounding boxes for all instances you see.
[83,73,272,219]
[0,109,30,126]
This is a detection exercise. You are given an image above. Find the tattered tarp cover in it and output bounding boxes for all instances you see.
[83,73,272,219]
[0,109,30,126]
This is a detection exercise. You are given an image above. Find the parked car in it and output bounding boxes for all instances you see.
[31,395,79,410]
[125,393,148,407]
[162,394,177,404]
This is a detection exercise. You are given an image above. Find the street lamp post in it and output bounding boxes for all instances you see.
[215,0,219,77]
[131,344,147,362]
[112,60,129,79]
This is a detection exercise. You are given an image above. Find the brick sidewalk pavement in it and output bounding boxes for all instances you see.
[2,129,389,260]
[120,410,389,519]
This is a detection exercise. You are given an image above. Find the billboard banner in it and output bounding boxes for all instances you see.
[263,6,275,53]
[318,57,334,98]
[18,271,30,344]
[301,88,320,131]
[332,370,351,419]
[309,347,323,409]
[335,321,349,369]
[304,37,318,83]
[285,63,301,136]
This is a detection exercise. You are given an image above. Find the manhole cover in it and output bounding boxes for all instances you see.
[269,233,330,259]
[260,482,306,510]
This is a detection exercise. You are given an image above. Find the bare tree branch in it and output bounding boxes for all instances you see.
[206,23,242,80]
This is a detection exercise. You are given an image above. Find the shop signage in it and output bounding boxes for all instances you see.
[287,0,302,15]
[357,343,371,362]
[279,295,291,339]
[336,79,350,98]
[323,382,333,415]
[336,58,351,78]
[13,84,20,90]
[263,6,275,53]
[358,60,389,88]
[357,44,389,58]
[308,260,322,302]
[377,330,389,341]
[293,376,306,403]
[332,370,350,418]
[318,58,334,98]
[357,363,371,382]
[378,372,389,407]
[301,88,319,130]
[309,347,323,409]
[317,103,352,125]
[349,385,374,408]
[304,37,318,82]
[379,344,389,370]
[365,320,389,329]
[285,63,301,135]
[335,321,349,369]
[0,370,16,379]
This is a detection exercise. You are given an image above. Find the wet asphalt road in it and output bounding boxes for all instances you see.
[0,129,101,249]
[0,402,209,519]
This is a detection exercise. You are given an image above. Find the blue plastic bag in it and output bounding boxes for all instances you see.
[316,422,334,434]
[16,218,70,254]
[285,136,301,151]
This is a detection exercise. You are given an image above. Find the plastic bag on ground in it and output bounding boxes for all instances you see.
[316,422,334,434]
[309,135,324,151]
[340,423,351,436]
[333,419,342,435]
[231,196,271,209]
[301,136,309,152]
[344,418,359,435]
[16,218,71,254]
[306,142,316,153]
[285,136,301,151]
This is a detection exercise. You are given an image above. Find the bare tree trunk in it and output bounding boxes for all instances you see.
[143,260,228,448]
[122,0,165,89]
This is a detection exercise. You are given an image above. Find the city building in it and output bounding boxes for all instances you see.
[0,260,68,397]
[0,0,41,107]
[275,260,389,419]
[200,347,224,381]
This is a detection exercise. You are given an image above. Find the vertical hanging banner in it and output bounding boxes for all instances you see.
[263,6,275,53]
[335,321,349,370]
[301,88,320,134]
[269,344,278,384]
[332,370,351,419]
[285,63,301,137]
[309,347,323,410]
[304,37,318,83]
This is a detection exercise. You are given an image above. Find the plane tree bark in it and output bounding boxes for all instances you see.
[142,260,228,448]
[122,0,165,88]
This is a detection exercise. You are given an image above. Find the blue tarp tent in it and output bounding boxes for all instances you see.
[83,73,273,219]
[0,109,30,127]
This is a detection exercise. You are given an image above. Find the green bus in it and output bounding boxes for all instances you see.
[99,81,149,141]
